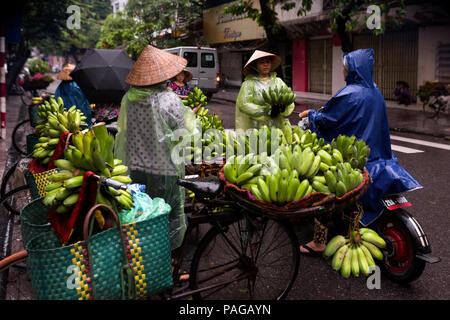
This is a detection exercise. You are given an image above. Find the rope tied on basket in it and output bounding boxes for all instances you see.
[84,204,138,300]
[121,263,137,300]
[346,202,364,238]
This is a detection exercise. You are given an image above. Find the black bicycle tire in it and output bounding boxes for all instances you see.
[11,119,31,155]
[0,159,20,199]
[0,185,30,216]
[189,215,300,300]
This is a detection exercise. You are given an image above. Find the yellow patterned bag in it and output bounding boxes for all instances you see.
[25,169,59,200]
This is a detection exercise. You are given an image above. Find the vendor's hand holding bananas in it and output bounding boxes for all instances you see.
[261,86,296,116]
[323,228,386,278]
[32,97,87,165]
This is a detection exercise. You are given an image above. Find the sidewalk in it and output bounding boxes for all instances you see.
[213,87,450,139]
[0,76,60,300]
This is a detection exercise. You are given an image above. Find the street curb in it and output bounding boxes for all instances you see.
[212,96,448,139]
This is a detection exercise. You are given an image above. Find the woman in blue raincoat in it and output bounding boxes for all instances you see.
[55,63,93,127]
[298,49,422,254]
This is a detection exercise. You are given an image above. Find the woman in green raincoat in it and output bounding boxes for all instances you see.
[235,50,294,132]
[114,45,197,251]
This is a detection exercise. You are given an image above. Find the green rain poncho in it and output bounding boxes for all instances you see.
[235,72,294,132]
[114,83,197,250]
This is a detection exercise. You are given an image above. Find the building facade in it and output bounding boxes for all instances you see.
[203,0,267,87]
[275,0,450,100]
[111,0,128,13]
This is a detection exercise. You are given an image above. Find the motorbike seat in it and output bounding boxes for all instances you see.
[177,175,223,199]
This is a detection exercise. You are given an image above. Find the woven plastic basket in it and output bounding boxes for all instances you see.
[219,168,370,219]
[20,197,52,249]
[24,168,59,200]
[26,204,173,300]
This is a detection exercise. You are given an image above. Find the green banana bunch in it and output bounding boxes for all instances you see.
[331,163,364,197]
[183,87,208,109]
[323,228,385,278]
[223,128,369,202]
[261,86,296,111]
[43,166,83,213]
[61,124,135,212]
[32,98,87,165]
[195,106,224,133]
[331,135,370,170]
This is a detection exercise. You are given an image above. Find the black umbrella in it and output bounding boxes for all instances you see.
[70,49,134,104]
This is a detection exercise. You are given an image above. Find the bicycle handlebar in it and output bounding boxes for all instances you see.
[91,174,128,191]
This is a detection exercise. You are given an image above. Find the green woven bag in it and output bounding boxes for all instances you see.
[26,204,173,300]
[20,197,52,249]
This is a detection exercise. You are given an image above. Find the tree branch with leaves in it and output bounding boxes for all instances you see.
[222,0,407,53]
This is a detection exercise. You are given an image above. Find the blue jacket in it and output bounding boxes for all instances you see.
[307,49,422,225]
[55,81,92,127]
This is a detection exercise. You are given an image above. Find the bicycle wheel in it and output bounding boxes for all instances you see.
[11,119,32,155]
[189,214,299,300]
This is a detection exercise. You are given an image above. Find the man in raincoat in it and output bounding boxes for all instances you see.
[298,48,421,254]
[235,50,294,132]
[114,45,197,250]
[54,63,92,127]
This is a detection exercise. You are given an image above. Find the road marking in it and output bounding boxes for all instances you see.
[391,144,424,154]
[390,135,450,151]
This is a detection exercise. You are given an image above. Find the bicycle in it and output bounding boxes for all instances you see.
[167,173,300,300]
[0,160,301,300]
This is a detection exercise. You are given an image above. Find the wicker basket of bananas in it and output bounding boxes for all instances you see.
[218,127,371,218]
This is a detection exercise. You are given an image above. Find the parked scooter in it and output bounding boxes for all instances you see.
[298,116,440,284]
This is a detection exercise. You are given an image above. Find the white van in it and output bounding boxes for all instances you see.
[165,46,220,98]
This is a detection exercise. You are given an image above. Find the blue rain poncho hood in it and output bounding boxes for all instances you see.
[307,49,422,225]
[54,80,92,127]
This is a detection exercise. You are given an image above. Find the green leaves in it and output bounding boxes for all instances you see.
[96,0,203,60]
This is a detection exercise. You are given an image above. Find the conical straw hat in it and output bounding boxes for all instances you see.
[243,50,281,75]
[56,63,76,81]
[126,45,187,86]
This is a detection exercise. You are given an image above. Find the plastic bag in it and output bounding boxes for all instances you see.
[127,183,146,195]
[119,191,172,224]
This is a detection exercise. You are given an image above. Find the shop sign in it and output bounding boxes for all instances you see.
[224,28,242,41]
[217,12,248,24]
[203,0,266,44]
